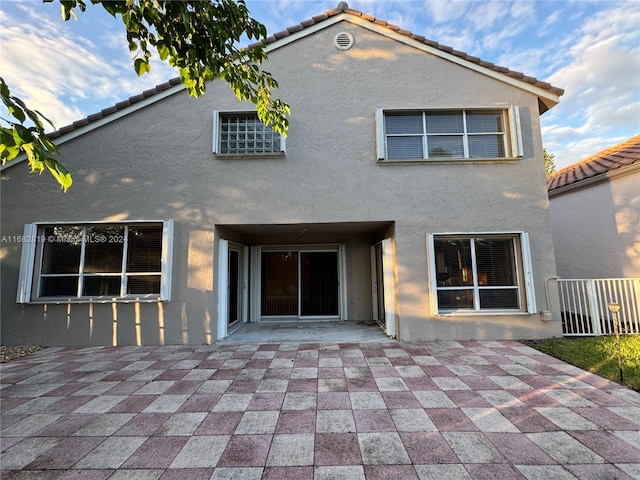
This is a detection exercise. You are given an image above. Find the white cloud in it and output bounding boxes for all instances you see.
[497,48,547,77]
[1,5,183,130]
[467,1,511,31]
[481,23,526,52]
[423,0,468,24]
[426,25,477,52]
[1,9,117,127]
[509,1,535,20]
[540,10,561,33]
[542,3,640,168]
[246,0,334,36]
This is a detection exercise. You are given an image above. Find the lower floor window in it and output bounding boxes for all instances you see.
[429,233,535,313]
[17,221,173,302]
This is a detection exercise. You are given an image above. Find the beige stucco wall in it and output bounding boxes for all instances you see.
[0,20,562,345]
[549,169,640,278]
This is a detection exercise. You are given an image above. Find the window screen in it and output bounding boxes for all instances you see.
[434,235,521,311]
[383,109,507,160]
[37,223,165,299]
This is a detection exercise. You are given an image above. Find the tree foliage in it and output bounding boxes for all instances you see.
[544,148,556,176]
[1,0,290,191]
[1,78,72,191]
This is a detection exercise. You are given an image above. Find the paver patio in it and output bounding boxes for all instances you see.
[1,339,639,479]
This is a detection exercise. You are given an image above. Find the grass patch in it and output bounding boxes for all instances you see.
[523,336,640,391]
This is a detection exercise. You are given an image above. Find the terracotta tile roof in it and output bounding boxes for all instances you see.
[49,2,563,140]
[547,135,640,192]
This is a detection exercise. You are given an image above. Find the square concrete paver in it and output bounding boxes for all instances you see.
[442,431,506,463]
[266,433,315,466]
[349,392,386,409]
[27,437,104,470]
[314,465,365,480]
[527,431,606,464]
[169,435,231,468]
[1,437,61,470]
[316,409,356,433]
[282,392,316,411]
[358,432,411,464]
[122,437,188,469]
[74,436,147,469]
[390,408,436,432]
[72,413,135,436]
[217,434,272,467]
[314,433,362,465]
[234,410,279,434]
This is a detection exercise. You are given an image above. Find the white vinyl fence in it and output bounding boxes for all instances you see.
[558,278,640,336]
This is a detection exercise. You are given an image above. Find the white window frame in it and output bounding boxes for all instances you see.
[212,110,286,156]
[376,106,523,163]
[16,220,173,303]
[426,232,536,315]
[248,244,348,322]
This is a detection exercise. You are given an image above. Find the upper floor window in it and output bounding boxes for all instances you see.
[376,107,523,162]
[16,221,173,303]
[212,111,285,156]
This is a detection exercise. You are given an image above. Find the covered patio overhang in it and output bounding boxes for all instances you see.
[214,221,397,341]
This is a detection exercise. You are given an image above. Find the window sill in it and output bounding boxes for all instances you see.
[437,310,531,316]
[214,152,286,160]
[377,157,520,165]
[25,297,166,305]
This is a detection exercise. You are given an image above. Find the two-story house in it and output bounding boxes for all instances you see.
[0,3,564,346]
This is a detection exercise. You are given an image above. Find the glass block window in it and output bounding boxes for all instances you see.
[218,113,282,154]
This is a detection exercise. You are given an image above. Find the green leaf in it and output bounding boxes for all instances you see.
[39,135,59,154]
[134,58,151,76]
[31,109,56,130]
[60,1,74,21]
[12,124,32,147]
[45,158,73,192]
[21,142,35,162]
[102,1,120,16]
[157,43,169,61]
[7,104,26,123]
[0,78,9,98]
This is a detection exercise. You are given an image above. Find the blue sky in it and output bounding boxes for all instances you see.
[1,0,638,169]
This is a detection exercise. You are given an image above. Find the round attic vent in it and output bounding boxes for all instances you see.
[334,32,354,50]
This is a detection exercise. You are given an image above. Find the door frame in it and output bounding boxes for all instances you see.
[250,244,348,322]
[371,238,397,338]
[217,239,249,340]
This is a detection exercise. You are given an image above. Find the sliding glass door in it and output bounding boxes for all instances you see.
[261,252,299,316]
[301,252,339,316]
[261,249,339,318]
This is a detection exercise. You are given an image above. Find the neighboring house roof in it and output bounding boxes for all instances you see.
[4,2,564,170]
[547,135,640,195]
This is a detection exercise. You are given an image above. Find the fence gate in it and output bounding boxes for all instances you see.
[558,278,640,336]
